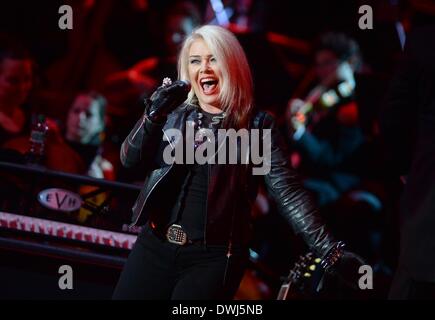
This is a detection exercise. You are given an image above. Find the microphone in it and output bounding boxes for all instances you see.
[147,78,191,122]
[166,79,191,93]
[149,79,191,101]
[172,79,191,98]
[178,79,191,92]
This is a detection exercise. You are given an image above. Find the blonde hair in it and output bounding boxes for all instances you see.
[178,25,254,129]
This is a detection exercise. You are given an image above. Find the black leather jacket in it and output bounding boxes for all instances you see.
[121,103,338,258]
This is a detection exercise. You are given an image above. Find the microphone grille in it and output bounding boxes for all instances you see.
[180,79,191,91]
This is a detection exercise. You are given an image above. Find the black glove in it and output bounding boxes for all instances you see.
[322,242,366,290]
[331,251,366,290]
[145,79,191,123]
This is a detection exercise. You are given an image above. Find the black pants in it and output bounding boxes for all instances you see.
[112,225,249,300]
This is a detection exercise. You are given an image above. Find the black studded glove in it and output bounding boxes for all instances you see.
[145,78,191,123]
[321,242,366,290]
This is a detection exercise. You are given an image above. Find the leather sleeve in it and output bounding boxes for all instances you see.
[120,113,164,168]
[261,112,338,258]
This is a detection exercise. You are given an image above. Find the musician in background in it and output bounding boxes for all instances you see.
[2,90,114,222]
[0,35,34,147]
[4,91,114,179]
[283,33,394,279]
[63,91,115,223]
[0,35,35,213]
[62,91,114,180]
[286,32,365,207]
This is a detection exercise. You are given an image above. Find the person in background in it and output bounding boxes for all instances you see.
[285,33,385,275]
[0,35,34,213]
[4,91,114,180]
[63,91,115,223]
[286,32,364,207]
[3,90,114,222]
[63,91,114,180]
[0,35,33,147]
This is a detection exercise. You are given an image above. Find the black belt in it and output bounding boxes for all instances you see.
[150,223,203,246]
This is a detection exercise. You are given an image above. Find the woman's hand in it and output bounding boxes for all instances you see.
[326,249,367,290]
[146,79,191,123]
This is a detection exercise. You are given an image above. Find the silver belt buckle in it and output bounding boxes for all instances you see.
[166,224,187,245]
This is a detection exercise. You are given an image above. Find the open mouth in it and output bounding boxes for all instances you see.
[200,78,218,95]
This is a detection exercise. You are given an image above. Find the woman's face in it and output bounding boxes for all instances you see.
[188,39,222,110]
[66,95,103,144]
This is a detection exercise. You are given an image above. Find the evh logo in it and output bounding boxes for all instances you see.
[38,188,82,212]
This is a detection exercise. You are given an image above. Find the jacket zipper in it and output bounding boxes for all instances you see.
[129,164,173,227]
[203,164,210,247]
[129,129,176,227]
[223,239,233,286]
[223,190,237,285]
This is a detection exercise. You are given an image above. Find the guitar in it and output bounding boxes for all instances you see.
[276,252,324,300]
